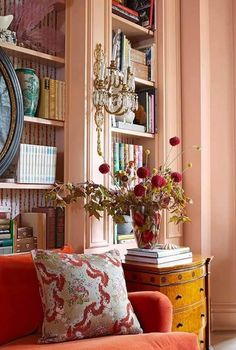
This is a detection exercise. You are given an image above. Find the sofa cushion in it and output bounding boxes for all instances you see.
[0,245,73,346]
[0,332,200,350]
[32,249,143,343]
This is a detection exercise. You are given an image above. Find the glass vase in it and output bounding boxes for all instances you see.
[131,207,161,249]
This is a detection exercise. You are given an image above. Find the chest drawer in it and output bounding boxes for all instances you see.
[123,265,206,287]
[160,277,206,308]
[172,301,206,333]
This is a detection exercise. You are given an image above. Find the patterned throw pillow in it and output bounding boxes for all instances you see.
[31,249,143,343]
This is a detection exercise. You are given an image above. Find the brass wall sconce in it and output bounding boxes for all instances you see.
[93,43,138,156]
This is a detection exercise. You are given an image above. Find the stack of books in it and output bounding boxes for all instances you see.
[0,206,13,255]
[125,245,193,266]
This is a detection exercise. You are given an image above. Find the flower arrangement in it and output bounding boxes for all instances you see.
[47,136,193,248]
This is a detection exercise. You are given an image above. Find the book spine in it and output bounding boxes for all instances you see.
[138,145,143,168]
[124,143,129,169]
[49,79,56,119]
[55,207,65,248]
[113,142,120,174]
[37,77,50,119]
[32,207,56,249]
[130,48,146,65]
[0,239,13,247]
[119,143,125,171]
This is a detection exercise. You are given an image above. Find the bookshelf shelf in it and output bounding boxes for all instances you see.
[0,42,65,67]
[0,183,54,190]
[135,77,155,88]
[112,13,154,40]
[111,127,154,138]
[24,116,64,127]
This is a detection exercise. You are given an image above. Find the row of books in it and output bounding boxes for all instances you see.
[124,245,193,267]
[16,144,57,184]
[113,142,143,174]
[135,89,156,133]
[112,29,156,82]
[0,206,65,255]
[0,206,13,255]
[37,77,65,121]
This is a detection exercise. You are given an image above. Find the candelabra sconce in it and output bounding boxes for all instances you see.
[93,43,138,156]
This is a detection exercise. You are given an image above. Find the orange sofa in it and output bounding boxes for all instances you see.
[0,254,200,350]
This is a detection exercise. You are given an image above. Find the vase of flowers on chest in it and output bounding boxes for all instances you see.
[47,136,196,249]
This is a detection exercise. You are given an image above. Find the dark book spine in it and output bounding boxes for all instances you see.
[55,207,65,248]
[32,207,56,249]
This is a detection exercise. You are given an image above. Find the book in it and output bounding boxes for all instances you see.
[20,212,47,249]
[125,251,193,264]
[112,1,139,24]
[49,78,56,119]
[132,61,149,81]
[37,77,50,119]
[115,121,146,133]
[0,239,13,247]
[32,207,56,249]
[55,207,65,248]
[130,48,146,65]
[127,245,191,257]
[125,257,193,267]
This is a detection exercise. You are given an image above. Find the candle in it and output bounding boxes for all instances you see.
[112,43,117,61]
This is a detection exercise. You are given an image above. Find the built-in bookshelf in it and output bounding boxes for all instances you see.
[0,0,65,222]
[110,1,157,248]
[0,42,65,67]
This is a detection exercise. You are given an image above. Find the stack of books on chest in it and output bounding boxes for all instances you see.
[125,245,193,267]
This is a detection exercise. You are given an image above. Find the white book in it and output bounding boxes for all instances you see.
[127,246,191,258]
[125,251,193,265]
[25,144,30,183]
[52,147,57,183]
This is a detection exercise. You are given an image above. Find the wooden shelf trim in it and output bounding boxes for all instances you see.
[0,183,54,190]
[112,14,154,40]
[135,77,155,88]
[0,42,65,67]
[24,116,64,127]
[111,127,155,138]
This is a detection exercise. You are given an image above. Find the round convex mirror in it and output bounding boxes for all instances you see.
[0,48,24,176]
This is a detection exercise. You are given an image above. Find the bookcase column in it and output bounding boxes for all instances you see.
[157,0,183,246]
[65,0,111,252]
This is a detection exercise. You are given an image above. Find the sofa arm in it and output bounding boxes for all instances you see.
[128,291,173,333]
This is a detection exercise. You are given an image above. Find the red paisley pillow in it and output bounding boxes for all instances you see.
[32,249,142,343]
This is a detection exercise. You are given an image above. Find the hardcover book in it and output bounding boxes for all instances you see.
[20,212,47,249]
[125,251,193,264]
[32,207,56,249]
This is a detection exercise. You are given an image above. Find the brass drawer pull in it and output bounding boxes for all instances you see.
[176,323,183,328]
[200,287,204,292]
[201,313,205,318]
[175,294,182,300]
[200,340,204,344]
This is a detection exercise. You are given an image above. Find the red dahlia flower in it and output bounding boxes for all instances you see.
[171,172,182,183]
[98,163,110,174]
[151,175,167,188]
[169,136,180,146]
[134,184,146,197]
[137,166,150,179]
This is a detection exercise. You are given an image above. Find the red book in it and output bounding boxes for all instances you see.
[32,207,56,249]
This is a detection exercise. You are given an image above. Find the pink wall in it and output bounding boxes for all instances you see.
[181,0,236,330]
